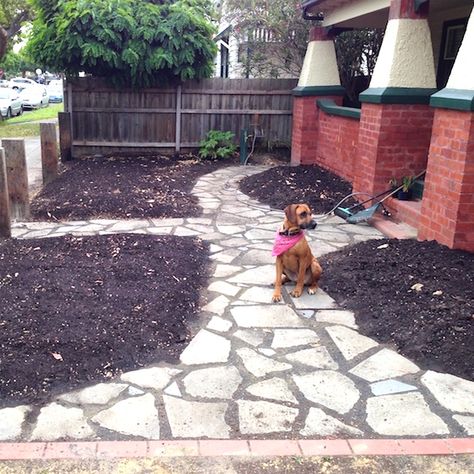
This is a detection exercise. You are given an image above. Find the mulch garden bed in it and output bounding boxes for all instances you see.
[239,165,353,214]
[30,154,237,221]
[0,234,210,406]
[320,239,474,381]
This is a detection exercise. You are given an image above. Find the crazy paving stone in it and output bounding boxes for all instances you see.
[92,394,160,439]
[301,407,362,437]
[202,295,230,315]
[285,347,338,370]
[180,330,231,365]
[370,380,417,396]
[237,400,298,435]
[228,265,275,285]
[421,371,474,414]
[183,366,242,399]
[366,392,449,436]
[349,349,420,382]
[121,367,181,390]
[173,227,200,237]
[164,396,230,438]
[231,305,303,328]
[0,406,30,441]
[58,383,128,405]
[326,325,378,360]
[237,249,274,266]
[453,415,474,435]
[213,264,242,278]
[236,348,292,377]
[258,348,276,357]
[210,250,241,264]
[208,281,240,297]
[245,377,298,404]
[31,403,94,441]
[285,286,337,309]
[293,371,360,414]
[271,329,319,349]
[163,382,182,398]
[233,329,265,347]
[207,316,233,332]
[243,229,276,240]
[239,286,279,304]
[315,310,357,328]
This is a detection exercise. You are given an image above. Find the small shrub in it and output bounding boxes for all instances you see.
[198,130,237,160]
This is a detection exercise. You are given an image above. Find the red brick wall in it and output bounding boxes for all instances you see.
[418,109,474,252]
[315,110,359,183]
[354,103,434,197]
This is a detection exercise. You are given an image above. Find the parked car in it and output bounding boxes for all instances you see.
[20,85,49,109]
[9,77,38,90]
[47,79,63,103]
[0,88,23,118]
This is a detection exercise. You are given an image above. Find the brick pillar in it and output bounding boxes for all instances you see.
[418,110,474,251]
[353,0,436,197]
[291,26,344,166]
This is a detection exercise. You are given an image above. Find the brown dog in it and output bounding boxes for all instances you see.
[271,203,322,303]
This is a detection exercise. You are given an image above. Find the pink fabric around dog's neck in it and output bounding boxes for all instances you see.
[272,230,304,257]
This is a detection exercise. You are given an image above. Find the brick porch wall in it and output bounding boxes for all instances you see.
[418,109,474,252]
[354,104,435,197]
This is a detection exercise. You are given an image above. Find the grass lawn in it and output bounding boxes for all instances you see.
[0,103,63,138]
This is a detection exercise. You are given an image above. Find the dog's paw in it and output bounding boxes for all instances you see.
[271,293,282,303]
[308,287,317,295]
[290,289,302,298]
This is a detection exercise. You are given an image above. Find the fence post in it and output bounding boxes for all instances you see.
[1,139,29,220]
[175,85,182,152]
[0,148,11,238]
[40,122,59,185]
[58,112,72,161]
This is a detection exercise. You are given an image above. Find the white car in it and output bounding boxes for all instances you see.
[20,85,49,109]
[0,88,23,118]
[47,79,63,103]
[9,77,38,90]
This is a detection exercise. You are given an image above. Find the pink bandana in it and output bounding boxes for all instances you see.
[272,230,305,257]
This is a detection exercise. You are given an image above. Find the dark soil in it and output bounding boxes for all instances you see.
[0,234,210,407]
[320,239,474,381]
[239,165,353,214]
[30,154,237,221]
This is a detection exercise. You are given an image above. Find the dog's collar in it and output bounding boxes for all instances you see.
[279,227,302,237]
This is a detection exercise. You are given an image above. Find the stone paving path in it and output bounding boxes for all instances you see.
[2,166,474,442]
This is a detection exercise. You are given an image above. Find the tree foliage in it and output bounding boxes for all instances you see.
[0,48,36,76]
[27,0,218,86]
[0,0,32,60]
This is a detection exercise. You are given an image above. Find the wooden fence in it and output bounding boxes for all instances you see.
[62,77,298,157]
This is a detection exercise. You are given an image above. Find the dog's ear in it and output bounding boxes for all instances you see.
[284,204,299,224]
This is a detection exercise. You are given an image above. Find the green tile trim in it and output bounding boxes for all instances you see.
[430,88,474,112]
[359,87,437,104]
[316,99,361,120]
[293,85,345,97]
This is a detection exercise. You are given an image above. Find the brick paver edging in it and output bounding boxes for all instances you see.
[0,439,473,460]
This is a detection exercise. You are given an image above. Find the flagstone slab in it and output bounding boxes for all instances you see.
[207,316,233,332]
[244,229,276,240]
[164,382,182,397]
[58,383,128,405]
[31,403,94,441]
[258,348,276,357]
[326,325,378,360]
[246,377,298,404]
[231,305,303,328]
[237,400,298,434]
[228,265,275,285]
[421,371,474,414]
[239,286,281,304]
[183,366,242,399]
[271,329,319,349]
[233,329,265,347]
[286,347,338,370]
[236,348,292,377]
[163,396,230,438]
[180,330,231,365]
[213,264,242,278]
[293,371,360,414]
[238,249,274,265]
[349,349,419,382]
[202,295,230,315]
[92,394,160,439]
[174,227,200,237]
[301,407,362,437]
[315,310,358,328]
[366,392,449,436]
[370,380,417,396]
[121,367,181,390]
[208,281,240,297]
[0,406,30,440]
[285,286,337,309]
[453,415,474,435]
